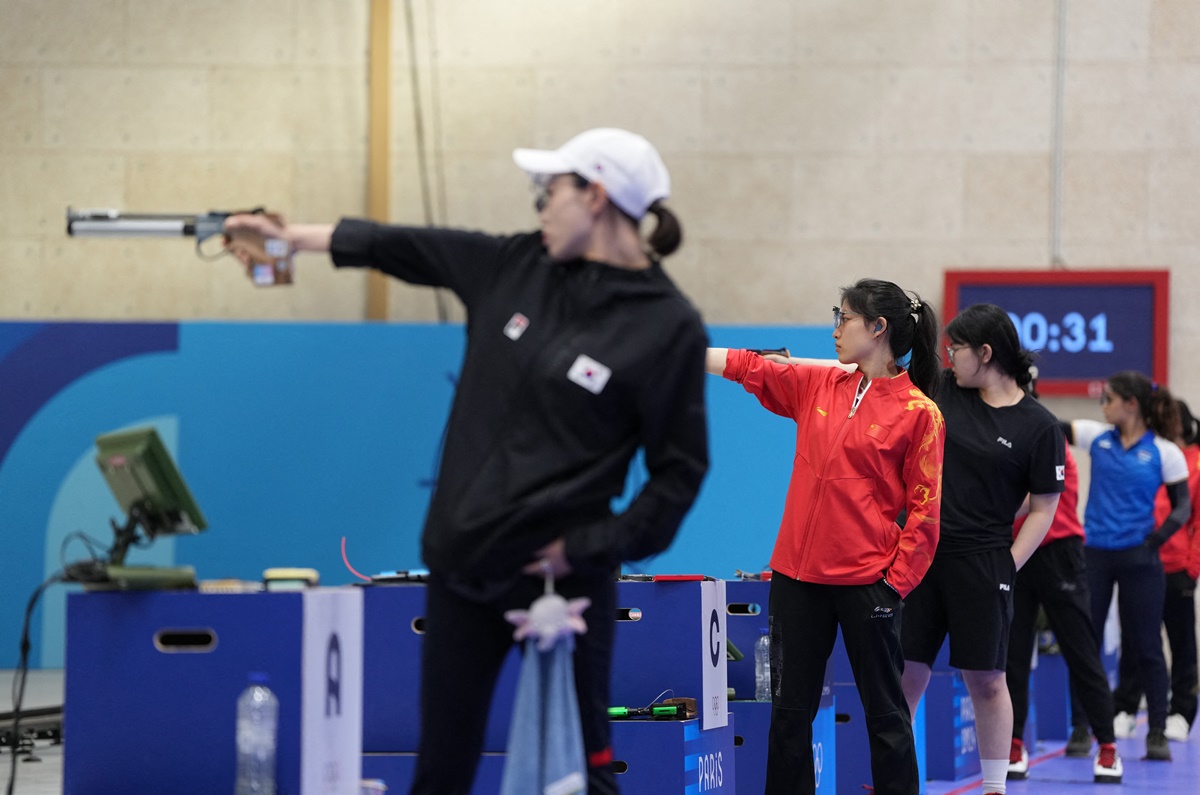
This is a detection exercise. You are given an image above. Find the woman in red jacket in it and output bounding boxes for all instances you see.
[707,278,944,795]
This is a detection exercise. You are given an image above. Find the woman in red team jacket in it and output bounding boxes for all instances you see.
[707,278,944,795]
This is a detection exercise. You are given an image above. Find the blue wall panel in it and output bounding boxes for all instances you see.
[0,321,834,668]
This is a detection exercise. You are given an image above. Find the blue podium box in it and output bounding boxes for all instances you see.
[729,693,836,794]
[64,589,363,795]
[361,752,504,793]
[830,632,926,793]
[1023,680,1038,746]
[612,717,737,793]
[835,680,924,794]
[363,719,738,794]
[922,669,980,781]
[360,584,519,752]
[724,580,770,701]
[1031,651,1070,740]
[728,701,770,794]
[612,580,728,729]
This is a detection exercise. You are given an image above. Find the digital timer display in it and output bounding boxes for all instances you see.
[944,270,1169,396]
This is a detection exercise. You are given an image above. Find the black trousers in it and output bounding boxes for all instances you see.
[1006,536,1116,743]
[766,572,917,795]
[410,571,617,795]
[1086,545,1170,730]
[1113,570,1199,725]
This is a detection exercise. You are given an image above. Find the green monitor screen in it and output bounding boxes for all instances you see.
[94,426,207,538]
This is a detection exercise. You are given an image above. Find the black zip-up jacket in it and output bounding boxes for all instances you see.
[331,219,709,586]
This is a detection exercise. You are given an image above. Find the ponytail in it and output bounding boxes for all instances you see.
[946,304,1034,387]
[645,202,682,257]
[1148,385,1181,442]
[1178,399,1198,446]
[1108,371,1181,441]
[905,297,941,399]
[840,280,940,398]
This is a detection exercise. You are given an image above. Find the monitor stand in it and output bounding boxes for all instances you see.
[66,510,197,591]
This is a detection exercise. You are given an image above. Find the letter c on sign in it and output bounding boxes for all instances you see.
[708,608,721,667]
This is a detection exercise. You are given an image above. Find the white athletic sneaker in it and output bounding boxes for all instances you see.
[1093,743,1122,784]
[1113,711,1137,740]
[1164,713,1190,742]
[1008,738,1029,780]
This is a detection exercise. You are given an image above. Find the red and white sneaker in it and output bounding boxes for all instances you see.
[1007,737,1029,779]
[1093,742,1122,784]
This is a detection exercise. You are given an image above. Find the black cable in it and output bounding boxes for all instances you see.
[7,573,64,795]
[59,530,107,571]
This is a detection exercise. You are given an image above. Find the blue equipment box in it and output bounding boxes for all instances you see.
[364,719,737,794]
[723,580,771,701]
[729,692,836,793]
[612,717,737,793]
[360,584,519,752]
[64,589,363,795]
[922,668,980,781]
[361,752,504,793]
[612,580,728,729]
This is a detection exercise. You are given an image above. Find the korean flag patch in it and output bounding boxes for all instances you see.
[567,354,612,395]
[1056,465,1065,481]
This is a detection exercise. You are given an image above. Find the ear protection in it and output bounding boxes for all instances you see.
[875,322,883,332]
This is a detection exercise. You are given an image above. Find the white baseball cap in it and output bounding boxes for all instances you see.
[513,128,670,220]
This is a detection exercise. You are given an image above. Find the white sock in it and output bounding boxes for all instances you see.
[980,758,1007,793]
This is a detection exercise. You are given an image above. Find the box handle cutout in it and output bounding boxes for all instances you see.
[611,760,629,774]
[154,628,216,653]
[614,607,642,622]
[726,602,762,616]
[410,617,426,634]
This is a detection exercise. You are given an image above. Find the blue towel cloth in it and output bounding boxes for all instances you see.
[500,635,587,795]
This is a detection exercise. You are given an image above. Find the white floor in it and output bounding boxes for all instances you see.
[2,669,64,795]
[4,742,62,795]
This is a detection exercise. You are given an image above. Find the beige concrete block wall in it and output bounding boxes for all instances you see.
[1,0,1197,400]
[0,0,370,321]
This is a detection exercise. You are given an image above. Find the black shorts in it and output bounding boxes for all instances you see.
[901,547,1015,671]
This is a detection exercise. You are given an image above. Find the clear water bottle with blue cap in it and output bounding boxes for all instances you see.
[235,672,278,795]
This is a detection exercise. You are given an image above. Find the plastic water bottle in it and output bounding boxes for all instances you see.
[754,627,771,702]
[235,672,278,795]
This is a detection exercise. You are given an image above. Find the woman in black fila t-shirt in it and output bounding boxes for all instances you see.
[900,304,1066,795]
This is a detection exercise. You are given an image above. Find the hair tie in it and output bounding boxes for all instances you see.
[909,297,921,324]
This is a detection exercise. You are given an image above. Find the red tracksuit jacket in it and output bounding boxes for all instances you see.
[1154,443,1200,579]
[724,349,944,597]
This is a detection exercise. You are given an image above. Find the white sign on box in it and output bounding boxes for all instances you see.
[301,588,365,795]
[700,579,729,730]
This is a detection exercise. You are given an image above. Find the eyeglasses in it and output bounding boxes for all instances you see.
[945,344,971,360]
[531,173,588,213]
[832,307,866,329]
[532,176,553,213]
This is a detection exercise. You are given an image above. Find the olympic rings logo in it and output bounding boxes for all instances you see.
[812,741,824,788]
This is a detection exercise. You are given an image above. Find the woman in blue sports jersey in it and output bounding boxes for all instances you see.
[1063,370,1192,762]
